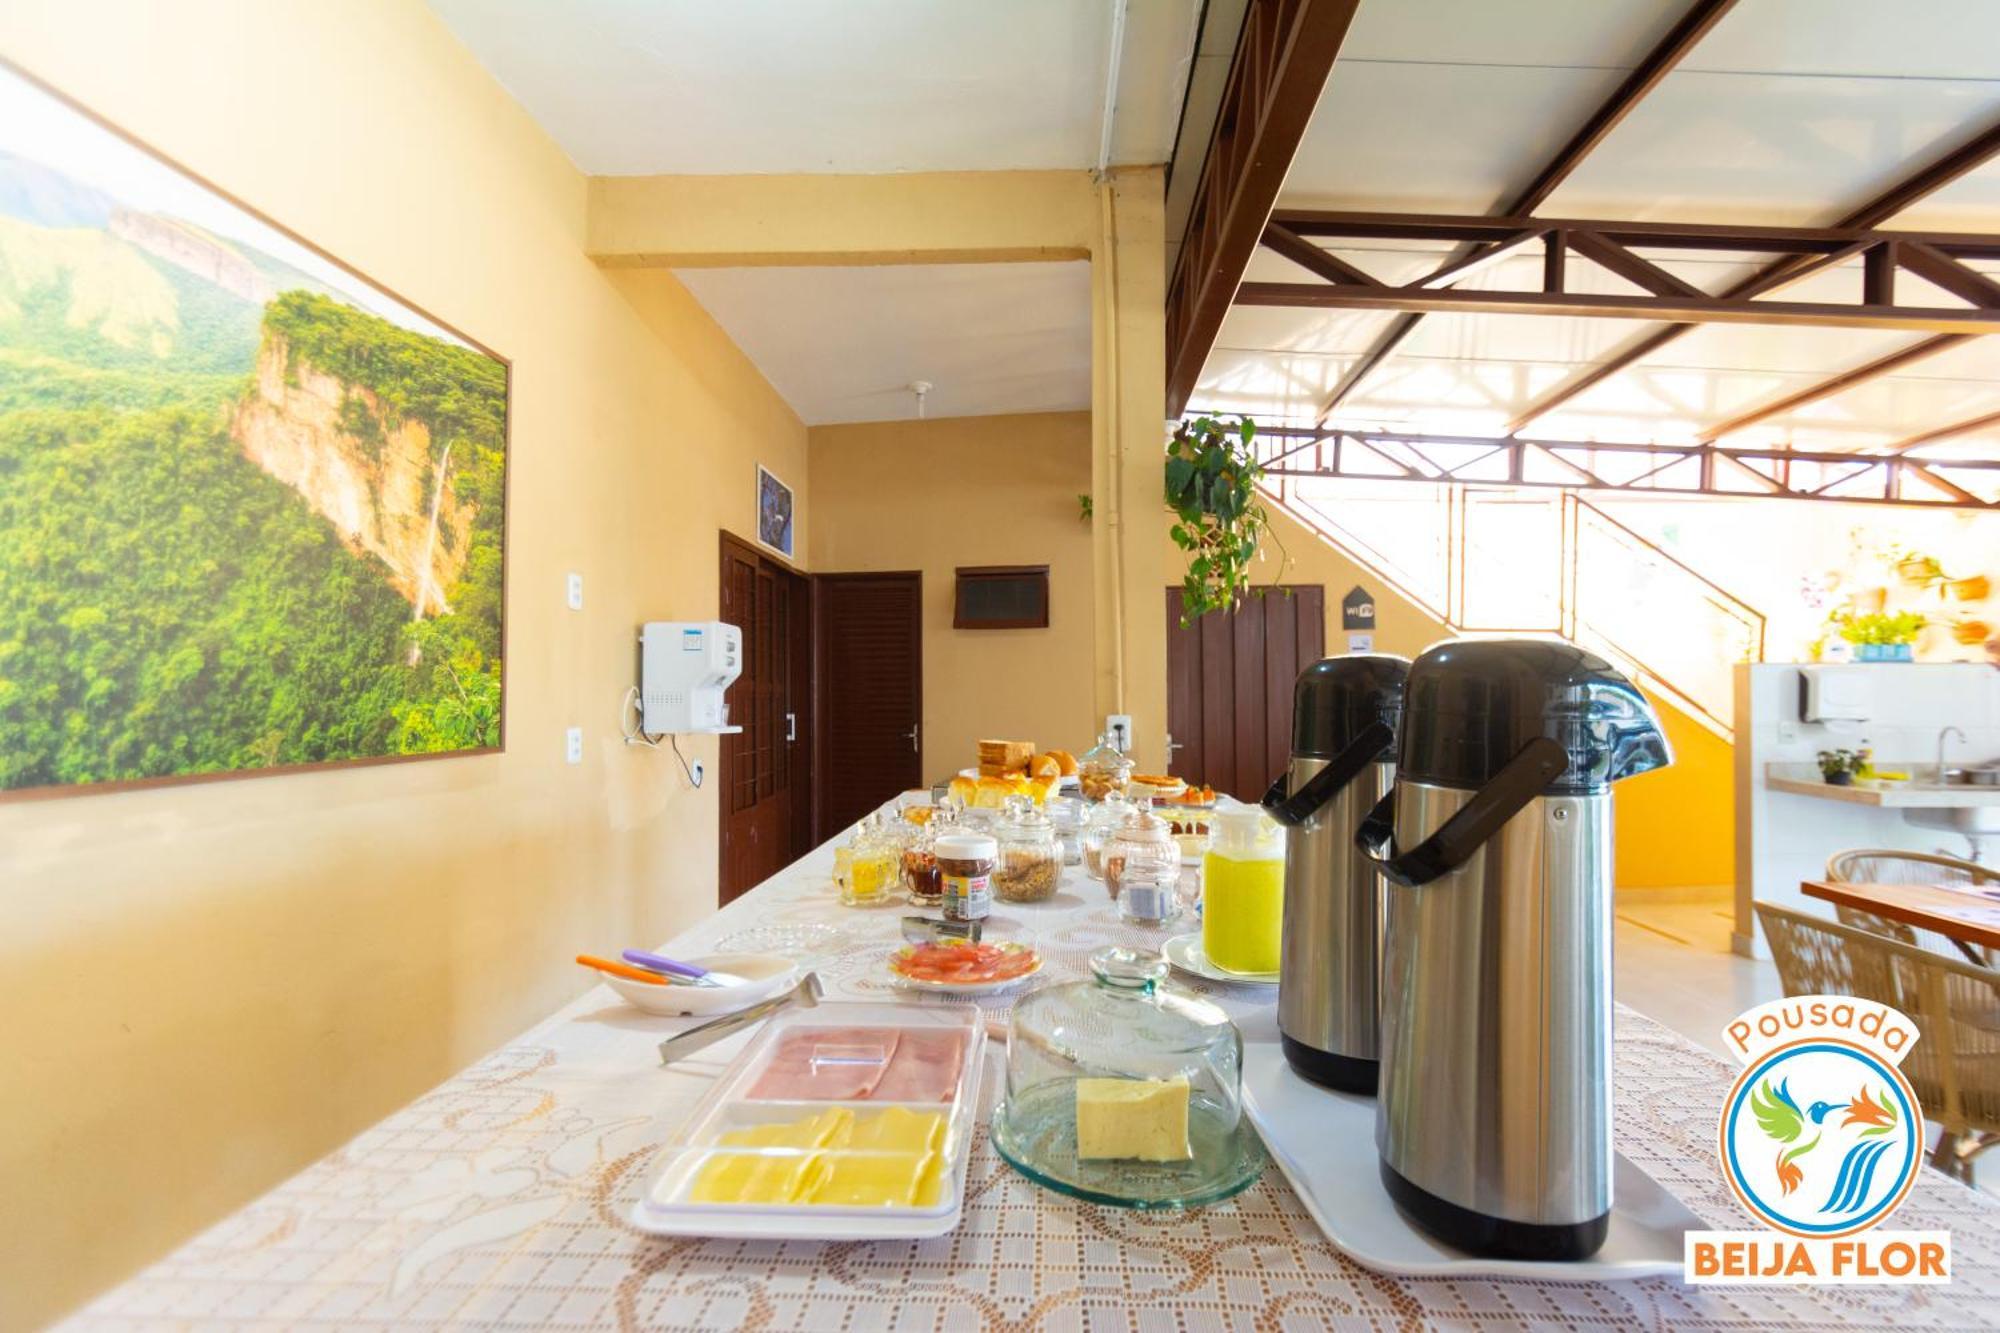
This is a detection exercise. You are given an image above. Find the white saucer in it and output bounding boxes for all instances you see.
[1163,933,1278,986]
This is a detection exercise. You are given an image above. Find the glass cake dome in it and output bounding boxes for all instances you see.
[989,947,1264,1209]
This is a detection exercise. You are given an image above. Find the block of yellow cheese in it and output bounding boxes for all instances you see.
[1075,1075,1192,1162]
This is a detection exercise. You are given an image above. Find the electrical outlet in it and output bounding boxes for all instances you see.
[1106,714,1133,752]
[565,726,583,764]
[566,572,584,611]
[689,758,705,787]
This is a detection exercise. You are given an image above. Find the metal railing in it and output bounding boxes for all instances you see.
[1270,475,1765,736]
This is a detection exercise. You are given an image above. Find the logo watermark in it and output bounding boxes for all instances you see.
[1685,996,1949,1284]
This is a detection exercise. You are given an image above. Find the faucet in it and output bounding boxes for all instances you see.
[1938,725,1967,783]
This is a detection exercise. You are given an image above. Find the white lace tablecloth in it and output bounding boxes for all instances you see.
[65,822,2000,1330]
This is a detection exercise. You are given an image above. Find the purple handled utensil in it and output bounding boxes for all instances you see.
[622,949,746,987]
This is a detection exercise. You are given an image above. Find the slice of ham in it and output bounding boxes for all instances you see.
[745,1028,902,1101]
[870,1029,967,1103]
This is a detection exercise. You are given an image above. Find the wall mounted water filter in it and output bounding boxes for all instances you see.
[640,621,742,734]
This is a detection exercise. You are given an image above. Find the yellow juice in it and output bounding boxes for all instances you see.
[1201,849,1284,973]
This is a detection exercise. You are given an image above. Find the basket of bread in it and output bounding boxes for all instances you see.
[948,740,1078,810]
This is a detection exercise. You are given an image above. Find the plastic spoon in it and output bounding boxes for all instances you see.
[621,948,747,987]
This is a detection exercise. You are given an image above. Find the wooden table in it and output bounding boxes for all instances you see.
[1803,878,2000,961]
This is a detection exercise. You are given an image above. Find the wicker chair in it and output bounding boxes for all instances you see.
[1824,848,1997,964]
[1756,901,2000,1182]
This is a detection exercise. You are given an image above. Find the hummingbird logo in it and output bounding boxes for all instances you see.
[1748,1078,1901,1211]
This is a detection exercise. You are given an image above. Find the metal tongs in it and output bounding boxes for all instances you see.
[656,972,824,1067]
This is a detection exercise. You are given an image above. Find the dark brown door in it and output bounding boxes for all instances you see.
[719,533,809,904]
[1165,586,1325,801]
[813,572,923,839]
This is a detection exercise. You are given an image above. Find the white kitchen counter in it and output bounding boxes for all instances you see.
[1766,761,2000,807]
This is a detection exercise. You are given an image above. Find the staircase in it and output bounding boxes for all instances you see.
[1265,474,1766,737]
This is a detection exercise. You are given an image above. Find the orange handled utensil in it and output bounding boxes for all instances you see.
[576,954,671,985]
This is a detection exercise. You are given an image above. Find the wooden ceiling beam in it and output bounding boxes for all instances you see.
[1505,115,2000,434]
[1164,0,1359,418]
[1308,0,1740,424]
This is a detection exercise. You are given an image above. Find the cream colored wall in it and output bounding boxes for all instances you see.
[0,3,806,1325]
[808,412,1098,773]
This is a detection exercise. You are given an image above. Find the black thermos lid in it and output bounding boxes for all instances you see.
[1290,653,1411,761]
[1397,639,1671,794]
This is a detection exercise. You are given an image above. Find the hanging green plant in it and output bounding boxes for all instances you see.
[1165,415,1282,625]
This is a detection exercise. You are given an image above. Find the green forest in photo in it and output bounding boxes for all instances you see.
[0,141,507,793]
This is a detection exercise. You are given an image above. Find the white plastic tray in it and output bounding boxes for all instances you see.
[633,1003,983,1240]
[1241,1042,1699,1281]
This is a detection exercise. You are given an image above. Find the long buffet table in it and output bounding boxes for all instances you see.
[64,811,2000,1330]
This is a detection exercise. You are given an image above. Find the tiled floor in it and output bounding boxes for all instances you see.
[1615,892,1781,1057]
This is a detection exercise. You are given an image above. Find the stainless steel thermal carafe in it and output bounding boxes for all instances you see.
[1261,654,1409,1095]
[1360,640,1669,1261]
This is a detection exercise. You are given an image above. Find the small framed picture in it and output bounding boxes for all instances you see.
[756,464,795,559]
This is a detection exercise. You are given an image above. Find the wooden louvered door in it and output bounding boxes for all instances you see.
[719,533,809,905]
[812,572,923,841]
[1165,586,1325,801]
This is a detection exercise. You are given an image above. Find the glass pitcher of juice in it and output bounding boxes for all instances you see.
[1202,801,1285,974]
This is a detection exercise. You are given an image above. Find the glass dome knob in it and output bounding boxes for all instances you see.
[1089,946,1167,991]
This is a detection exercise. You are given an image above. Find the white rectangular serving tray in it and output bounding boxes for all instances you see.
[632,1002,984,1240]
[1241,1042,1700,1282]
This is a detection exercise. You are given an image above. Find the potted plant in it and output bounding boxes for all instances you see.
[1829,609,1926,662]
[1891,547,1945,589]
[1817,748,1863,787]
[1164,415,1285,625]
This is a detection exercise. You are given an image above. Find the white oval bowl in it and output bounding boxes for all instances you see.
[601,953,800,1016]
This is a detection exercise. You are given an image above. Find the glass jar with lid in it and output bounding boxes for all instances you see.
[1079,792,1131,881]
[993,796,1062,903]
[989,946,1264,1208]
[838,813,899,907]
[1046,794,1084,868]
[901,805,952,906]
[1102,801,1178,901]
[1077,732,1134,803]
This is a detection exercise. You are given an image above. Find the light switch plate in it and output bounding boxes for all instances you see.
[565,727,583,764]
[566,572,584,611]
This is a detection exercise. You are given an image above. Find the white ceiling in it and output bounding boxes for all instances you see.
[1196,0,2000,459]
[676,262,1091,425]
[428,0,1201,174]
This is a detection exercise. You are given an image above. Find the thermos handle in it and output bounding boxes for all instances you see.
[1354,736,1570,887]
[1260,719,1395,827]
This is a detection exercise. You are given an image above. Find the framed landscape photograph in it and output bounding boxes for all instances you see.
[0,64,509,799]
[757,464,794,559]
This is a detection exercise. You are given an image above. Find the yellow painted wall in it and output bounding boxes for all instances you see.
[1179,501,1735,890]
[808,412,1098,772]
[589,170,1096,267]
[0,2,806,1325]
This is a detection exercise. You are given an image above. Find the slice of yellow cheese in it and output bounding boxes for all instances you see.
[846,1106,945,1154]
[1075,1075,1192,1162]
[689,1150,828,1204]
[719,1107,854,1150]
[812,1151,937,1207]
[692,1108,952,1206]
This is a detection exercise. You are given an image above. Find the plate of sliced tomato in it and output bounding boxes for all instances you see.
[887,938,1043,994]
